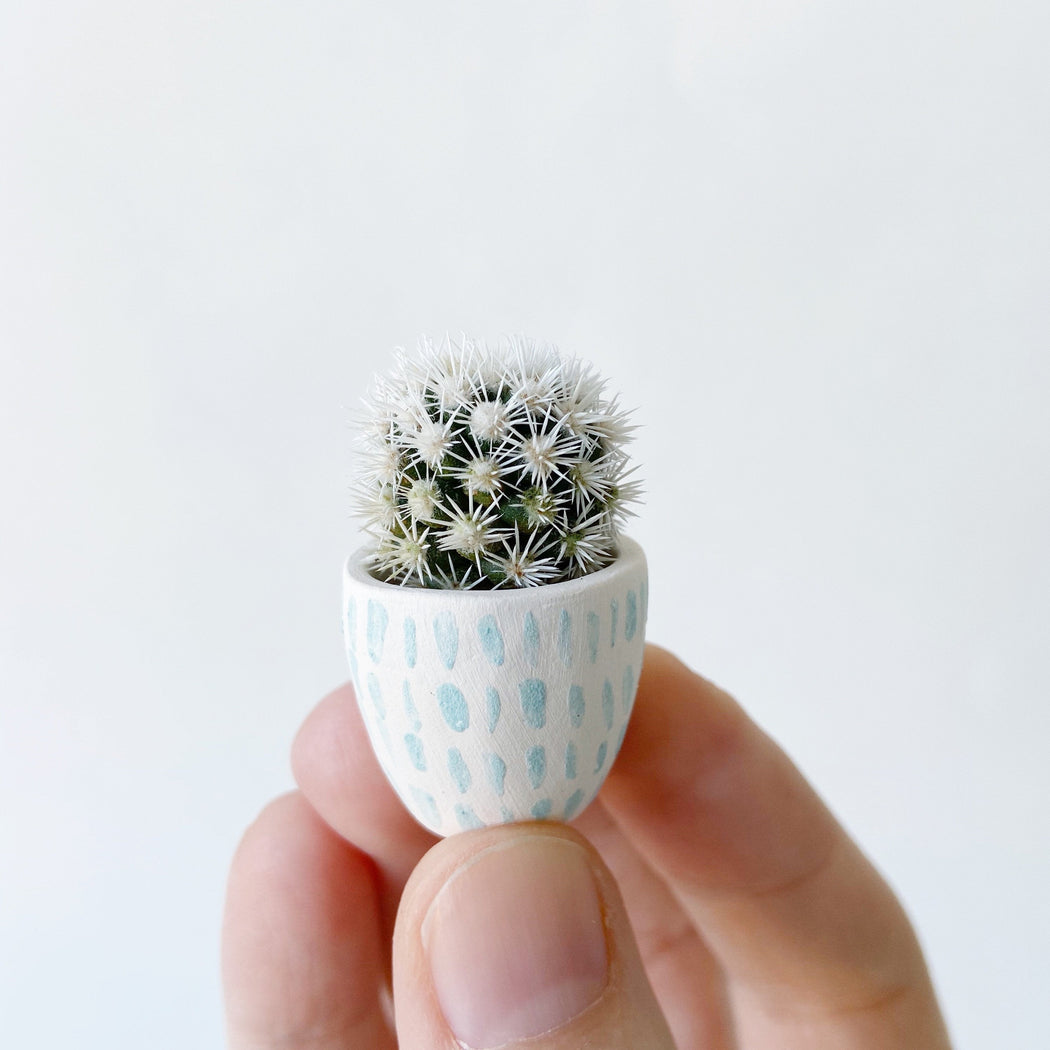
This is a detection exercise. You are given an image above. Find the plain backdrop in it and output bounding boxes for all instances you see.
[2,2,1048,1047]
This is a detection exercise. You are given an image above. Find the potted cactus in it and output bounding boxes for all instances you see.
[342,335,647,835]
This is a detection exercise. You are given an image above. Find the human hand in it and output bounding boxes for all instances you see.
[222,644,952,1048]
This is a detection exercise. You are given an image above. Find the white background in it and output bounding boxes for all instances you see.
[2,2,1048,1047]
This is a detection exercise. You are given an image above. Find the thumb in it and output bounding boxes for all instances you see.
[392,823,676,1049]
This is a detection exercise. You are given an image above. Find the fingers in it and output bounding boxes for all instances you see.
[293,681,732,1046]
[571,800,735,1050]
[221,792,395,1050]
[391,823,677,1050]
[600,645,951,1046]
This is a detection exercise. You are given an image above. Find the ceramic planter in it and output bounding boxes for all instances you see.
[342,537,647,836]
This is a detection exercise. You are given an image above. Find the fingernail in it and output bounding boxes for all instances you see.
[422,835,609,1048]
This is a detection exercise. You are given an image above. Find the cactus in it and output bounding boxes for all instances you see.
[351,335,642,589]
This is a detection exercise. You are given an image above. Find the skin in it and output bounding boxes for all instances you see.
[222,644,953,1049]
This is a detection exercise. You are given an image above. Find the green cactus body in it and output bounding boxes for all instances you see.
[352,335,641,589]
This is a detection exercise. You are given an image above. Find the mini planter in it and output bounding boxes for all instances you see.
[343,335,645,836]
[343,536,647,835]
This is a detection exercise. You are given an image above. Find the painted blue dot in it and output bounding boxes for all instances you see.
[625,590,638,641]
[564,788,586,820]
[367,673,385,718]
[345,598,357,644]
[602,679,615,730]
[375,718,394,762]
[411,788,440,829]
[404,616,417,668]
[523,611,540,667]
[367,601,388,663]
[565,741,578,780]
[403,680,421,731]
[531,798,553,820]
[437,683,470,732]
[433,612,458,670]
[486,686,501,733]
[595,740,608,773]
[519,679,547,729]
[485,753,507,797]
[404,733,426,771]
[609,598,619,648]
[568,684,585,728]
[455,804,484,830]
[558,609,573,667]
[448,747,471,793]
[478,615,505,666]
[586,611,600,663]
[527,745,547,789]
[622,665,635,713]
[500,805,515,824]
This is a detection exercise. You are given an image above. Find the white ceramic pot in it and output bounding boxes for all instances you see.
[342,536,648,836]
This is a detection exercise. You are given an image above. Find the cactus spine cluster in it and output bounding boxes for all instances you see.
[352,335,641,589]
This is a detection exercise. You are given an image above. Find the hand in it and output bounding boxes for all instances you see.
[222,644,952,1048]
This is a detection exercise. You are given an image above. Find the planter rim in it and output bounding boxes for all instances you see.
[344,534,644,601]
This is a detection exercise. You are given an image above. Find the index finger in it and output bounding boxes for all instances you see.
[600,645,952,1047]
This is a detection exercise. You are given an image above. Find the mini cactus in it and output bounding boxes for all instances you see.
[351,335,642,589]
